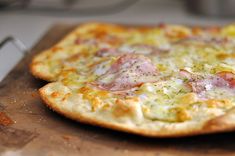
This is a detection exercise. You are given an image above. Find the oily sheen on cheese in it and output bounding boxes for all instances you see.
[31,23,235,137]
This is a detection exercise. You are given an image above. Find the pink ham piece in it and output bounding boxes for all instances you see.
[179,69,194,80]
[217,71,235,89]
[188,77,228,93]
[93,54,158,91]
[179,69,229,93]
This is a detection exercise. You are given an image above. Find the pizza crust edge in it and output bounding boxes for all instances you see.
[39,82,235,138]
[30,59,56,82]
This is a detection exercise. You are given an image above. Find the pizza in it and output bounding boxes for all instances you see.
[31,22,235,137]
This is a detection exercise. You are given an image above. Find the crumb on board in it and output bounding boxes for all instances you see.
[0,112,14,126]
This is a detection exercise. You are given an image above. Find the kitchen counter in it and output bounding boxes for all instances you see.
[0,0,234,81]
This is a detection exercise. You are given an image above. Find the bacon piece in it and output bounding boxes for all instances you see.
[217,71,235,89]
[94,54,158,91]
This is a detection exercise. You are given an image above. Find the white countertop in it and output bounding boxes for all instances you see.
[0,0,234,81]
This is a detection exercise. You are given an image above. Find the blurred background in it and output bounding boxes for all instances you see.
[0,0,234,80]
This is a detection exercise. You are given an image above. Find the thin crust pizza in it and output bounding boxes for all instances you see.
[31,22,235,137]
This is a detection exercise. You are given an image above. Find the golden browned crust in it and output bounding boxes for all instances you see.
[39,83,235,138]
[30,59,56,82]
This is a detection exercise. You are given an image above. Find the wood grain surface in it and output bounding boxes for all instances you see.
[1,24,235,156]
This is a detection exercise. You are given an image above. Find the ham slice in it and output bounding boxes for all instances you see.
[188,77,228,93]
[179,69,230,93]
[94,54,158,91]
[217,71,235,89]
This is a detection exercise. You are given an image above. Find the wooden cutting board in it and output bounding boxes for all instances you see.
[1,24,235,156]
